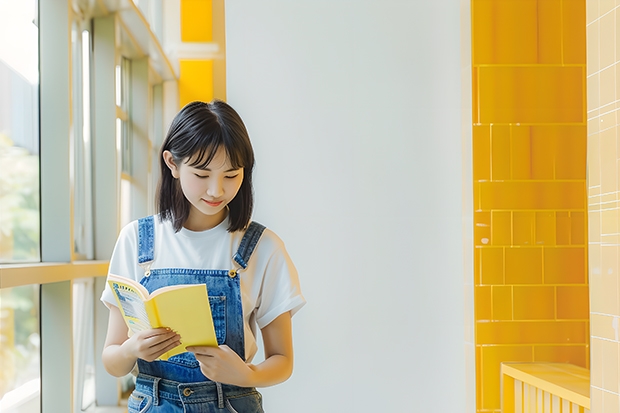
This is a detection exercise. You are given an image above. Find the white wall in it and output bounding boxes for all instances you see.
[226,1,472,411]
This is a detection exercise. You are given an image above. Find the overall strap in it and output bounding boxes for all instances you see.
[233,222,266,270]
[137,215,155,265]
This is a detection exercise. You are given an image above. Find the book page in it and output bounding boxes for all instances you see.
[109,280,152,333]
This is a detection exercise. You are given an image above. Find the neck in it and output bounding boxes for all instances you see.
[184,208,227,231]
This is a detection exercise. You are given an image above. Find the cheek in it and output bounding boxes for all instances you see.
[182,176,206,195]
[227,178,243,197]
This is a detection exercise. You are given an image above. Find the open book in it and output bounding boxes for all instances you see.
[107,273,218,360]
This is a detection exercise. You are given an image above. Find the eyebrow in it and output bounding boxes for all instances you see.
[200,167,240,173]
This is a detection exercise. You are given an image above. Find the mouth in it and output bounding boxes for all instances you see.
[203,199,223,207]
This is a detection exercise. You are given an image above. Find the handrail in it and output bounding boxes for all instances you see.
[501,362,590,412]
[0,261,108,288]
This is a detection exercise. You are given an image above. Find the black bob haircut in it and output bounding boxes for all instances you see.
[156,100,255,232]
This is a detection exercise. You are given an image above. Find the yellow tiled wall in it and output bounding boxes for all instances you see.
[472,1,588,412]
[587,1,620,410]
[179,0,215,107]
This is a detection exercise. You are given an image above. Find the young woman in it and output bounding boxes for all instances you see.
[101,100,305,412]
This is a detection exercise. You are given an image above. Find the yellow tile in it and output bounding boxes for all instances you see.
[478,66,584,123]
[510,125,532,179]
[544,247,586,284]
[475,248,482,285]
[591,313,618,340]
[476,286,493,321]
[480,345,533,411]
[554,126,587,180]
[531,126,557,180]
[600,66,616,108]
[471,0,538,64]
[180,0,213,42]
[473,125,491,181]
[570,211,585,245]
[476,345,482,411]
[506,248,543,284]
[557,286,590,319]
[592,337,603,388]
[475,211,491,246]
[492,211,512,246]
[476,321,587,345]
[492,285,513,320]
[537,0,563,63]
[599,11,616,70]
[556,212,572,245]
[479,182,585,210]
[560,0,586,64]
[491,125,511,180]
[533,345,587,367]
[536,212,556,245]
[179,60,214,107]
[513,286,555,320]
[513,212,534,246]
[481,247,504,285]
[587,21,599,75]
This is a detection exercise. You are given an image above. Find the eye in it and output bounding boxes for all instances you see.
[194,174,208,179]
[225,174,240,179]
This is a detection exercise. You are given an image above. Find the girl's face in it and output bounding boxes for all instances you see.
[163,147,244,231]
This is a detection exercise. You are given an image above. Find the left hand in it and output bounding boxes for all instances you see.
[186,344,254,386]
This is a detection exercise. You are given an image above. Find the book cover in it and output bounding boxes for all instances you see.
[108,273,218,360]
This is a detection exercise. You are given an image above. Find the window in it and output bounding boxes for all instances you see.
[0,0,40,263]
[72,23,94,260]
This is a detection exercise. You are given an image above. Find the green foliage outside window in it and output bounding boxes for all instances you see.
[0,133,40,262]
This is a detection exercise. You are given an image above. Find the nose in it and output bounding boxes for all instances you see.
[206,177,224,198]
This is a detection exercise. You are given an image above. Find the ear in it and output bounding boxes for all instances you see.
[162,150,180,178]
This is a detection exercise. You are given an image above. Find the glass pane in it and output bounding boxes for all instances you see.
[72,279,95,411]
[0,285,41,412]
[72,27,94,259]
[0,0,40,263]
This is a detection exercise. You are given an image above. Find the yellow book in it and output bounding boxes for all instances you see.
[107,273,218,360]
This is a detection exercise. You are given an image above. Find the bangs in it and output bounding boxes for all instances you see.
[186,140,246,171]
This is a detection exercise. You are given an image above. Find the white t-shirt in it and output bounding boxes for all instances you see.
[101,214,305,362]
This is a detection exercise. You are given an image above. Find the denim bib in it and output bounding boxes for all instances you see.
[135,216,265,382]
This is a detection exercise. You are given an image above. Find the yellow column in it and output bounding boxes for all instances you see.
[472,1,588,412]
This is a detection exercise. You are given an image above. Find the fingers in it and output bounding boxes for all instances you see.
[134,329,181,360]
[186,345,220,357]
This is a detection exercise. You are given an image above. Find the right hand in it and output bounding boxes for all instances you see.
[123,328,181,362]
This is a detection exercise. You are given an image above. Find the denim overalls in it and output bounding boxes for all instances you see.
[128,216,266,413]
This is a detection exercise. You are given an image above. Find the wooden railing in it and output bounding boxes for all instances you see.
[501,363,590,413]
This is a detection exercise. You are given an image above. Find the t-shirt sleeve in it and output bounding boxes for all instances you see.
[254,234,306,329]
[100,220,141,309]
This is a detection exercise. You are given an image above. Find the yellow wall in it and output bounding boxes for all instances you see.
[587,1,620,410]
[179,0,215,107]
[472,1,588,412]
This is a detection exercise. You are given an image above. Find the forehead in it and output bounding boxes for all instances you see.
[186,146,234,170]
